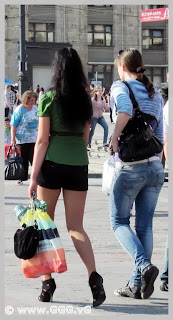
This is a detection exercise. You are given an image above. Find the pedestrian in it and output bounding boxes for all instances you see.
[102,86,106,98]
[36,84,40,95]
[13,84,20,109]
[10,90,38,185]
[4,117,11,145]
[10,85,20,112]
[106,90,114,123]
[88,86,109,150]
[89,83,95,98]
[109,48,165,300]
[28,47,106,307]
[4,85,12,117]
[9,86,16,116]
[38,87,44,103]
[160,72,169,292]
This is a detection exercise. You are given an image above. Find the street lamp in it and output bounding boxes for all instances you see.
[18,5,28,97]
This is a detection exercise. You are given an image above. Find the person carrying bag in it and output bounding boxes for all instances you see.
[109,48,165,300]
[28,48,106,306]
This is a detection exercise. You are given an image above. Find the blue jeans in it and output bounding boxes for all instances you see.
[88,116,108,148]
[160,231,168,283]
[110,159,165,288]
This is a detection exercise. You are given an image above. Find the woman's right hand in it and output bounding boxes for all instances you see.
[28,178,37,200]
[11,138,16,146]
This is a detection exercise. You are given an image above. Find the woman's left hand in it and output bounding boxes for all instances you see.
[28,179,37,200]
[111,137,119,153]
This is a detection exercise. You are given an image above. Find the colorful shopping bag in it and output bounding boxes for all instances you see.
[19,201,67,278]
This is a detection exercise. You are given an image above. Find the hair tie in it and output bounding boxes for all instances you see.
[136,67,146,74]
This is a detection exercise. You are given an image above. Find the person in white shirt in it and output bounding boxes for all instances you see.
[163,100,168,162]
[160,96,169,292]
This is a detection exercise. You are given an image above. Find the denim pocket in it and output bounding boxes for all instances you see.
[150,172,165,190]
[123,176,145,197]
[157,172,165,185]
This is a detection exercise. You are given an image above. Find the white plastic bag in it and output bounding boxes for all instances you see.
[102,155,115,196]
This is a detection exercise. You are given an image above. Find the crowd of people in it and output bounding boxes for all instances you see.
[4,47,168,307]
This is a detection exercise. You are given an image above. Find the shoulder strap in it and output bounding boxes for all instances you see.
[123,81,157,124]
[122,81,140,111]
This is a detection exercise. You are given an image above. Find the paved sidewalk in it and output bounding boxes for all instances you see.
[4,176,168,319]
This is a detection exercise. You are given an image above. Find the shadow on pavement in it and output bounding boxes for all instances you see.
[49,300,168,315]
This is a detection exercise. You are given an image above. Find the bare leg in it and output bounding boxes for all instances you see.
[63,189,96,277]
[37,186,61,281]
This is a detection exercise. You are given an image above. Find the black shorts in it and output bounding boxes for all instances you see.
[37,160,88,191]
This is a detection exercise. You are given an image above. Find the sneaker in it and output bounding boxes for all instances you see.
[16,180,23,185]
[160,281,168,292]
[114,283,141,299]
[141,264,159,299]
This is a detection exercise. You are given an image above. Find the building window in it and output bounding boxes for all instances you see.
[88,64,113,91]
[142,29,164,49]
[28,23,55,42]
[142,5,166,9]
[87,25,112,46]
[145,67,164,88]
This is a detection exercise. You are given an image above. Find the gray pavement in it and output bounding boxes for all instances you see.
[4,112,168,319]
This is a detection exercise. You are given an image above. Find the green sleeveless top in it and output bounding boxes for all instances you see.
[38,91,89,166]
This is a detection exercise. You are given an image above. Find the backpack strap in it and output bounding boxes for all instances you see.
[122,80,157,124]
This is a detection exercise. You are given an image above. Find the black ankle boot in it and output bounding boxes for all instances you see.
[38,278,56,302]
[89,271,106,307]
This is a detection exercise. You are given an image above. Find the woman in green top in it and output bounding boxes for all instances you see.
[28,47,106,307]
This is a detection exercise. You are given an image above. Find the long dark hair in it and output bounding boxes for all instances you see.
[116,49,155,98]
[50,47,92,128]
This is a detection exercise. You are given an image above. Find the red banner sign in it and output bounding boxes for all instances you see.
[140,7,169,22]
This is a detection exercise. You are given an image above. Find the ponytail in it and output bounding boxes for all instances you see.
[117,49,155,99]
[136,74,155,99]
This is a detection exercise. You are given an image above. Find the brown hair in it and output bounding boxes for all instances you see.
[21,90,38,105]
[5,85,11,90]
[115,49,155,99]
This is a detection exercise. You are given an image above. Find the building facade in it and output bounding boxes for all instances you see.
[141,5,168,88]
[5,4,168,92]
[87,5,141,90]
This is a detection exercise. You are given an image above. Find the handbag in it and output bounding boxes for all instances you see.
[17,199,67,278]
[14,222,39,260]
[5,145,25,180]
[102,155,115,196]
[118,81,163,162]
[5,144,21,160]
